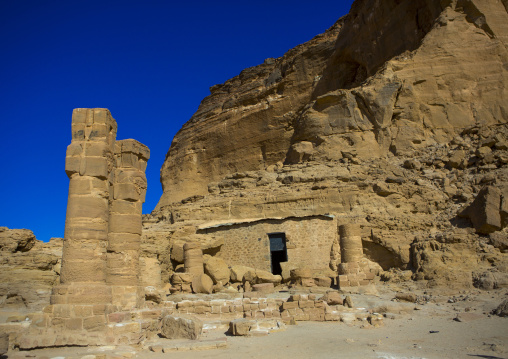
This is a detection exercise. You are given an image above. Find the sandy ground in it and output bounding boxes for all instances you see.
[3,287,508,359]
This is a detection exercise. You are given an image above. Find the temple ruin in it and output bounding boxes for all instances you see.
[2,0,508,355]
[18,109,151,347]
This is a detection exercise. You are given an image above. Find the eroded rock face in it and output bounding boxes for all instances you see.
[0,227,62,311]
[157,20,344,207]
[158,0,508,208]
[149,0,508,290]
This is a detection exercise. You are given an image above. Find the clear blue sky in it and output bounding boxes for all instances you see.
[0,1,354,242]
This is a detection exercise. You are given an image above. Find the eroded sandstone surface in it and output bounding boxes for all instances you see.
[149,0,508,291]
[0,227,62,313]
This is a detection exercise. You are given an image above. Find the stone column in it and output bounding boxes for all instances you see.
[107,140,149,308]
[54,109,117,304]
[339,224,363,263]
[337,224,367,288]
[39,109,151,347]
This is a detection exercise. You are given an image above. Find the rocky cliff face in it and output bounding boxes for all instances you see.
[158,0,508,208]
[150,0,508,289]
[158,20,344,206]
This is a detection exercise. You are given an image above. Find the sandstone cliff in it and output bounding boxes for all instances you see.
[149,0,508,289]
[158,20,344,206]
[158,0,508,208]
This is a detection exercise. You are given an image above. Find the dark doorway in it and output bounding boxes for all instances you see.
[268,233,288,275]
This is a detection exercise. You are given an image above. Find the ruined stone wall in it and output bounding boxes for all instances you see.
[199,216,337,272]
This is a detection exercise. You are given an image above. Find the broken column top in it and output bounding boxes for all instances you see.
[72,108,117,127]
[116,139,150,160]
[115,139,150,172]
[70,108,117,145]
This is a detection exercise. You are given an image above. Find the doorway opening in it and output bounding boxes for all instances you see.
[268,232,288,275]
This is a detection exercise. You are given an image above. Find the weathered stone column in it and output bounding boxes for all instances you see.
[107,140,149,308]
[34,109,152,348]
[107,140,149,284]
[339,224,363,263]
[337,224,368,288]
[54,108,117,304]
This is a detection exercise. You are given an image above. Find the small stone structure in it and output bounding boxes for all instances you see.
[19,108,150,348]
[198,215,337,273]
[337,224,375,288]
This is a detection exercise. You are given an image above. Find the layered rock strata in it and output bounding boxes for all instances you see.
[158,0,508,208]
[147,0,508,291]
[157,19,344,206]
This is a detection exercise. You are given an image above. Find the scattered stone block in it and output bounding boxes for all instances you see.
[313,276,332,287]
[252,283,275,293]
[160,315,203,340]
[256,270,282,284]
[230,265,252,283]
[395,293,418,303]
[191,274,214,294]
[321,291,343,305]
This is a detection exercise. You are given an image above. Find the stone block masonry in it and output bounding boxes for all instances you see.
[199,216,337,272]
[337,224,375,288]
[107,139,149,307]
[22,108,151,348]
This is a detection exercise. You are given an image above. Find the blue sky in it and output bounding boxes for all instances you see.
[0,1,354,242]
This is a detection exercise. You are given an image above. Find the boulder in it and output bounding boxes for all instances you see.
[459,186,503,234]
[230,265,253,283]
[170,240,186,263]
[447,150,467,169]
[395,293,418,303]
[313,276,332,287]
[160,315,203,340]
[204,256,230,284]
[183,242,204,276]
[493,299,508,317]
[472,271,508,290]
[285,141,315,164]
[228,318,253,336]
[290,268,315,286]
[489,232,508,251]
[344,295,354,308]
